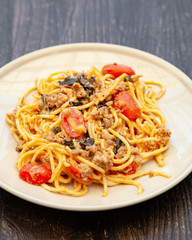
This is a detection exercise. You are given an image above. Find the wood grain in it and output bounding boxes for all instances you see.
[0,0,191,239]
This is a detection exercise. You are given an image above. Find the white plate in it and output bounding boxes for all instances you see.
[0,43,192,211]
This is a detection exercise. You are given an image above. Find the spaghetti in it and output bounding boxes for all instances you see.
[6,64,171,196]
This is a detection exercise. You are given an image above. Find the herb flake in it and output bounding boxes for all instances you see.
[52,127,61,134]
[124,75,131,82]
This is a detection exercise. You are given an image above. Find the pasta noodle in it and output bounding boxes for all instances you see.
[6,65,171,197]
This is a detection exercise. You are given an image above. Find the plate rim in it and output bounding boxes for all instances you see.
[0,42,192,211]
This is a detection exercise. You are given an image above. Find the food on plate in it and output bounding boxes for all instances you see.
[6,63,171,196]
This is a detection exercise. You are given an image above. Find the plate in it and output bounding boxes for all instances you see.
[0,43,192,211]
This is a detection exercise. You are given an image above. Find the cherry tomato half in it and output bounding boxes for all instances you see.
[19,164,52,185]
[102,63,135,78]
[61,108,86,138]
[114,92,141,120]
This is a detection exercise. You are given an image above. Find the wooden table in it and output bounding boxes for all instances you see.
[0,1,191,239]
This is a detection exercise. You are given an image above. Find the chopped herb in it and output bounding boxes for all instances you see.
[62,139,75,149]
[80,138,95,149]
[89,76,95,84]
[69,145,75,149]
[77,75,95,96]
[41,93,49,113]
[69,101,83,106]
[62,139,73,145]
[84,94,90,99]
[52,127,61,134]
[82,131,90,140]
[59,74,94,86]
[113,138,125,154]
[86,86,95,96]
[124,75,131,82]
[96,102,106,108]
[59,74,95,97]
[59,76,78,86]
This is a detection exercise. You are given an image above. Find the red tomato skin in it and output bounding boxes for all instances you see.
[19,164,52,185]
[114,92,141,120]
[61,108,86,138]
[124,163,137,175]
[68,164,80,177]
[102,63,135,78]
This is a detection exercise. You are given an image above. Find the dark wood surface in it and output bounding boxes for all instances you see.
[0,0,192,239]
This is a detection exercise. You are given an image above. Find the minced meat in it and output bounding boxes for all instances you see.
[43,131,65,144]
[78,163,93,178]
[72,83,87,98]
[156,124,171,145]
[91,106,114,128]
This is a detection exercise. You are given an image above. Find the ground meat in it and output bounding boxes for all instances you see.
[116,146,143,164]
[101,129,116,148]
[101,129,115,140]
[86,144,113,170]
[72,143,113,171]
[91,106,108,120]
[36,93,69,110]
[93,77,102,88]
[131,147,143,165]
[115,145,127,159]
[110,83,130,95]
[92,151,113,171]
[156,124,171,145]
[86,144,99,156]
[115,83,129,92]
[43,131,65,144]
[36,98,44,110]
[72,149,89,158]
[118,127,131,139]
[60,86,71,94]
[131,147,140,155]
[45,93,69,108]
[72,142,95,158]
[91,106,114,128]
[72,141,89,158]
[78,163,92,178]
[105,139,116,148]
[72,83,87,98]
[143,140,157,151]
[104,118,114,128]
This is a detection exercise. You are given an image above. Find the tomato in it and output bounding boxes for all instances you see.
[61,108,86,138]
[102,63,135,78]
[68,163,80,177]
[114,92,141,120]
[124,162,137,175]
[19,164,52,185]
